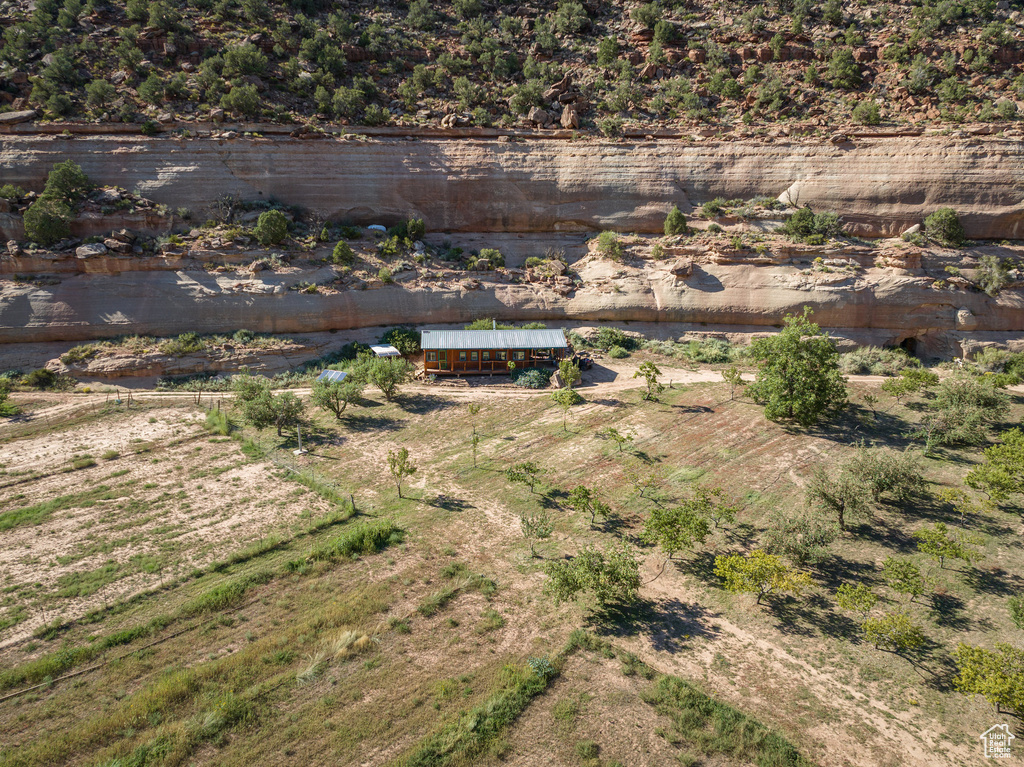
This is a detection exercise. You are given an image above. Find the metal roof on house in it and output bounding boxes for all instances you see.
[317,369,349,383]
[420,328,568,350]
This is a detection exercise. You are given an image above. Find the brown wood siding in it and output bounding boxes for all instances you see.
[422,347,566,374]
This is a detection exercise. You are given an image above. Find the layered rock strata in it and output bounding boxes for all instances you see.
[1,134,1022,239]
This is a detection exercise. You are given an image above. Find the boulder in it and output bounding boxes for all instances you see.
[104,238,132,254]
[0,109,37,125]
[956,307,978,330]
[670,258,693,278]
[560,104,579,129]
[76,243,108,258]
[7,240,21,256]
[901,223,921,236]
[527,106,549,126]
[210,108,225,122]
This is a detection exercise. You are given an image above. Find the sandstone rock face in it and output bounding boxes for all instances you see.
[2,261,1020,359]
[1,135,1022,239]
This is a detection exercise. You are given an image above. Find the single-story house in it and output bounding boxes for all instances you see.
[421,328,569,375]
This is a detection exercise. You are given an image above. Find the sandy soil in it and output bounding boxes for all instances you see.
[0,408,329,647]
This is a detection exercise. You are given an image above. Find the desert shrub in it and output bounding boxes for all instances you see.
[477,247,505,268]
[701,197,726,218]
[224,43,267,76]
[511,368,552,388]
[160,332,206,356]
[253,210,288,245]
[975,254,1012,296]
[924,208,965,247]
[378,267,393,283]
[780,208,842,241]
[827,48,861,88]
[852,100,881,125]
[664,205,689,235]
[608,345,629,358]
[839,346,920,376]
[595,327,639,351]
[60,344,100,364]
[681,339,733,364]
[596,231,622,260]
[21,368,60,390]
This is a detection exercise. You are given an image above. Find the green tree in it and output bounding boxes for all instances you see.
[722,366,746,400]
[567,485,610,527]
[311,376,364,419]
[558,358,581,389]
[863,610,925,653]
[663,205,689,235]
[520,510,553,557]
[633,361,664,401]
[1009,596,1024,630]
[253,209,288,246]
[599,426,634,453]
[914,522,980,569]
[880,368,939,404]
[835,582,877,618]
[763,509,840,565]
[966,427,1024,503]
[387,446,417,498]
[954,642,1024,716]
[915,374,1009,451]
[883,556,925,602]
[852,100,880,125]
[924,207,966,247]
[42,159,92,204]
[644,504,711,560]
[331,240,355,265]
[596,36,619,66]
[271,392,304,437]
[220,83,262,117]
[747,308,847,426]
[551,387,583,431]
[22,198,71,245]
[544,542,641,607]
[846,447,925,504]
[713,550,812,605]
[506,461,543,493]
[827,48,861,88]
[354,356,413,401]
[805,465,868,531]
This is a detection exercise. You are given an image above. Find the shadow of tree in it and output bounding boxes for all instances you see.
[769,593,861,640]
[587,596,721,653]
[426,494,475,512]
[342,413,404,432]
[397,394,461,415]
[963,565,1024,597]
[929,593,970,630]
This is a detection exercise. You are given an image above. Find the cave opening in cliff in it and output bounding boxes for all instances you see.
[899,337,919,357]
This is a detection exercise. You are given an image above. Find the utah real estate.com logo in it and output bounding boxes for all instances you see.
[980,724,1015,759]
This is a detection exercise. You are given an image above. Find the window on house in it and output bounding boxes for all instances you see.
[514,351,526,361]
[459,351,467,361]
[427,351,437,362]
[483,351,490,361]
[497,351,507,361]
[471,351,478,361]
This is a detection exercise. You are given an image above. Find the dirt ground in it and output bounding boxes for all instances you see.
[0,405,328,646]
[0,358,1020,767]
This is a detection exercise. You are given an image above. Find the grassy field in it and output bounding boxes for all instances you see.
[0,355,1019,767]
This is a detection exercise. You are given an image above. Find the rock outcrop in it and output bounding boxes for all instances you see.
[2,256,1020,358]
[1,134,1022,239]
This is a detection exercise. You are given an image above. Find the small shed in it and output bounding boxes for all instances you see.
[370,344,402,358]
[421,328,569,375]
[316,369,348,383]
